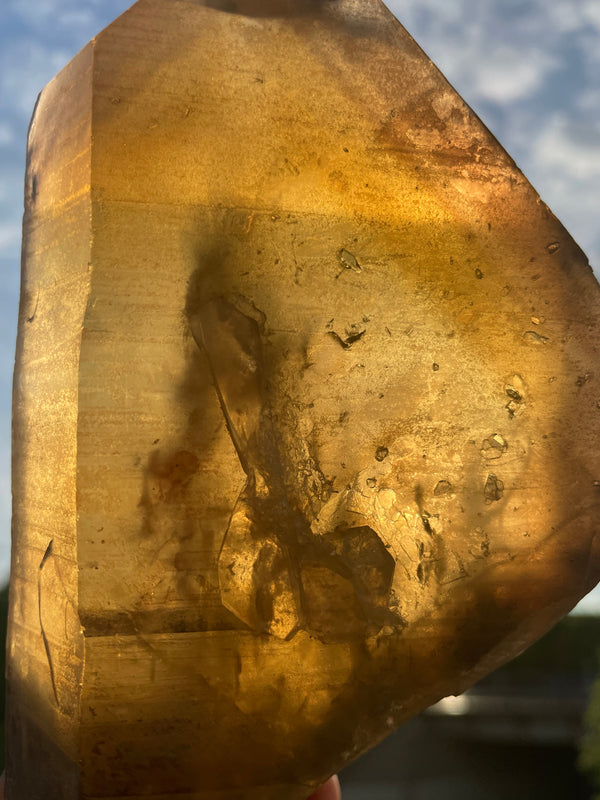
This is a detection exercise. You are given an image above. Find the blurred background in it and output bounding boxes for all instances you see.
[0,0,599,796]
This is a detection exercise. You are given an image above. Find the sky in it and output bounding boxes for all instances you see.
[0,0,599,609]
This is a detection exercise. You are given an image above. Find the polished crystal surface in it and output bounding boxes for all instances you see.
[7,0,600,797]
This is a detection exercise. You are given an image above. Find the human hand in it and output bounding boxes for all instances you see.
[0,772,340,800]
[307,775,341,800]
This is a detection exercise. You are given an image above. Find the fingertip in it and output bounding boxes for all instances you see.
[329,774,342,800]
[307,774,341,800]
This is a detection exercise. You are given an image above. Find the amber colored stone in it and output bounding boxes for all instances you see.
[7,0,600,797]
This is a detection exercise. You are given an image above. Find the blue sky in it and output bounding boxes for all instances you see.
[0,0,599,609]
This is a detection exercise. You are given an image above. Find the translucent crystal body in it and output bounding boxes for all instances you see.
[7,0,600,797]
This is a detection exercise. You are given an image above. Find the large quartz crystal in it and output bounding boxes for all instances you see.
[7,0,600,797]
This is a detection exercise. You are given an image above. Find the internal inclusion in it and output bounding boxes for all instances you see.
[189,295,398,642]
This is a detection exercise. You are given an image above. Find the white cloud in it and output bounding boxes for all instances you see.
[579,28,600,69]
[0,223,21,256]
[0,122,15,147]
[1,2,133,121]
[534,115,600,180]
[470,47,559,103]
[573,587,600,615]
[391,0,563,106]
[576,86,600,113]
[0,40,71,119]
[502,110,600,270]
[583,0,600,30]
[9,0,107,34]
[543,4,583,34]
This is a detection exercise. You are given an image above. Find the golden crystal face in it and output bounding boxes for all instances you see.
[7,0,600,797]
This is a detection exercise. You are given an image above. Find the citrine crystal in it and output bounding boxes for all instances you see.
[7,0,600,797]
